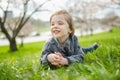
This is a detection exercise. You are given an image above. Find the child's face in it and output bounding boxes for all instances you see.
[50,14,71,40]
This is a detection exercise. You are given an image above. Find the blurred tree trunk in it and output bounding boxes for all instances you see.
[10,37,17,51]
[0,0,49,51]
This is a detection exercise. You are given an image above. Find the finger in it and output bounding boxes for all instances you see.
[54,54,61,59]
[54,53,62,60]
[53,58,61,63]
[55,52,62,57]
[51,62,59,66]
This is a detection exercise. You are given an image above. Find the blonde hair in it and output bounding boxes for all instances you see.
[50,10,74,36]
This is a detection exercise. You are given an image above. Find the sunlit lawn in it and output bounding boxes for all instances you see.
[0,28,120,80]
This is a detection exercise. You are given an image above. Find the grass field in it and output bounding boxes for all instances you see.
[0,28,120,80]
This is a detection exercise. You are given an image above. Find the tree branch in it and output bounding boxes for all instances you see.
[0,18,11,41]
[7,22,14,32]
[14,0,48,37]
[14,12,22,29]
[0,1,11,41]
[3,0,10,24]
[13,0,30,37]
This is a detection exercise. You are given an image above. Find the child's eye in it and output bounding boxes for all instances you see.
[58,22,64,25]
[51,23,54,26]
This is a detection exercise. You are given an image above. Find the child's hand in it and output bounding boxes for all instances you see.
[55,52,68,66]
[54,52,62,57]
[59,57,68,66]
[47,52,68,66]
[47,53,61,66]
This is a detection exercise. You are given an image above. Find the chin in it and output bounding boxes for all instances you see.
[53,35,61,38]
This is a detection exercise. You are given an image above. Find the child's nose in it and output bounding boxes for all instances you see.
[53,24,58,28]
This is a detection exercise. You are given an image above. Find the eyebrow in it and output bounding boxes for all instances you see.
[51,20,63,23]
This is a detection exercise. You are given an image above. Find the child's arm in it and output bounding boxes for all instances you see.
[40,41,52,66]
[66,36,84,64]
[67,47,84,63]
[40,42,62,67]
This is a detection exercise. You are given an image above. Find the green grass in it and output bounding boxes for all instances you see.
[0,28,120,80]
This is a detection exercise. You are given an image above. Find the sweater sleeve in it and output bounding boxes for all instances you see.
[40,41,52,66]
[67,36,84,63]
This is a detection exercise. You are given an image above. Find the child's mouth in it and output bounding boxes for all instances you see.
[52,28,61,34]
[53,30,60,34]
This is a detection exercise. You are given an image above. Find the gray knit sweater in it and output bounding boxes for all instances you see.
[40,35,84,69]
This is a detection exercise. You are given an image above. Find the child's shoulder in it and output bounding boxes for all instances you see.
[45,37,56,44]
[70,35,78,40]
[46,37,53,42]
